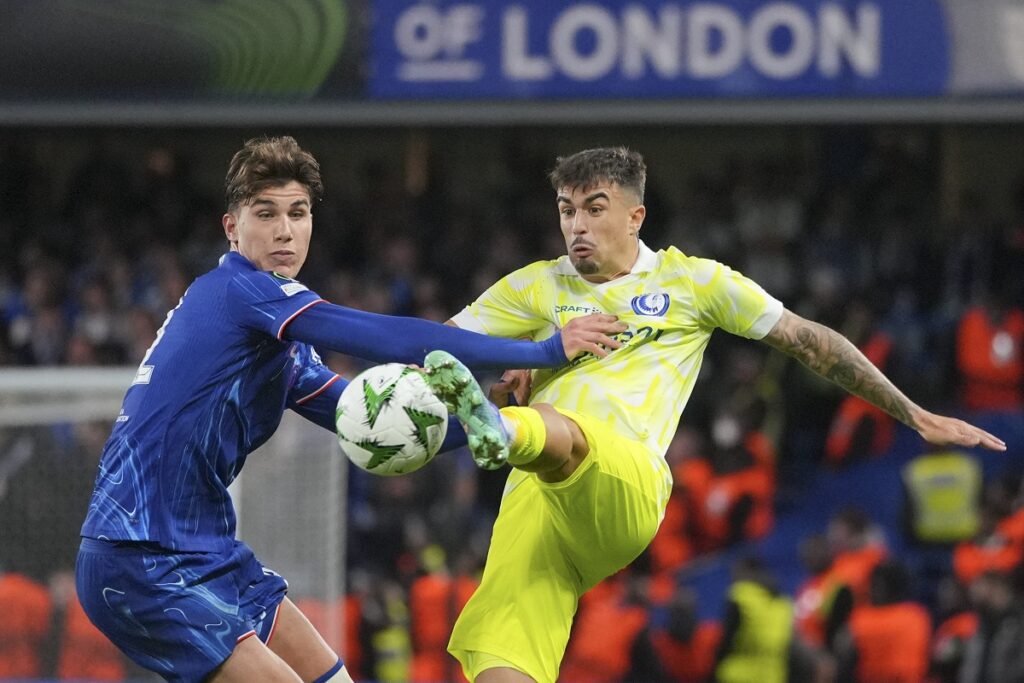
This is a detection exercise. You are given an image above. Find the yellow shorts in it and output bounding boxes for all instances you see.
[448,408,671,683]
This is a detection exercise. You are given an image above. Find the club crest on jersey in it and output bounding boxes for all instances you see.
[631,293,670,316]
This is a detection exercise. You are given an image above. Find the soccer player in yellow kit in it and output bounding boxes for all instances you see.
[428,147,1005,683]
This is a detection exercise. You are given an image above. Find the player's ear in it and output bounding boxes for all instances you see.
[222,212,238,246]
[629,205,645,235]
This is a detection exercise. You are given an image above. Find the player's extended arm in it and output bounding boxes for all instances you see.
[285,302,569,370]
[762,309,1006,452]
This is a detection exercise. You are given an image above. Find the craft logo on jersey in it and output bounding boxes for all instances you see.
[631,293,670,316]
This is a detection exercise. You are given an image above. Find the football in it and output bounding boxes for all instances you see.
[335,363,449,476]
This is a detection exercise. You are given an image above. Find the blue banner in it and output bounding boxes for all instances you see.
[370,0,951,98]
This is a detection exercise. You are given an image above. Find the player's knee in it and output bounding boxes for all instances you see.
[532,404,587,457]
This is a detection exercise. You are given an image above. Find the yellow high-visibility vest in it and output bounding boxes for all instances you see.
[716,580,793,683]
[903,451,981,543]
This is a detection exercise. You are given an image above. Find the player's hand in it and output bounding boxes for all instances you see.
[561,314,627,360]
[914,411,1006,452]
[489,369,532,407]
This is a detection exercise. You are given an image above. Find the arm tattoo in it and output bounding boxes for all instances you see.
[764,313,918,428]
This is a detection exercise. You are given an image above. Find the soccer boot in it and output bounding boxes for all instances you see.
[423,350,509,470]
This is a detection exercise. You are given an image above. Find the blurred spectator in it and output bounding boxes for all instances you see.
[7,259,69,365]
[714,556,794,683]
[121,305,159,364]
[560,573,652,683]
[930,577,978,683]
[408,546,477,683]
[956,292,1024,412]
[953,500,1023,586]
[901,449,982,544]
[360,576,413,683]
[793,534,852,655]
[695,406,776,551]
[0,570,52,678]
[642,588,722,683]
[838,560,931,683]
[649,428,703,576]
[961,570,1024,683]
[826,508,888,606]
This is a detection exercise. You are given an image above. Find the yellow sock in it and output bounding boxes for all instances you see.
[500,407,546,466]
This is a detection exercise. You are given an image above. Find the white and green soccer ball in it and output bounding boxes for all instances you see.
[336,363,448,476]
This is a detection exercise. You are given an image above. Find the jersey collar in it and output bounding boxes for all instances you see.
[553,240,657,277]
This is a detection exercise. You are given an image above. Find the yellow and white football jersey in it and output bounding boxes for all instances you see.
[451,240,783,457]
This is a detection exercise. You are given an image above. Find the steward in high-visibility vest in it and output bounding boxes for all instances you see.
[902,450,981,543]
[715,558,793,683]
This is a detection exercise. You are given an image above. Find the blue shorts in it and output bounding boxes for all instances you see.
[76,537,288,683]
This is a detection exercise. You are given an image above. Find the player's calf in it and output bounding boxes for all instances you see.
[423,350,509,469]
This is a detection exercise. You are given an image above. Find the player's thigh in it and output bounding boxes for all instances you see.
[266,598,341,682]
[476,666,536,683]
[207,633,302,683]
[544,409,671,585]
[77,541,276,682]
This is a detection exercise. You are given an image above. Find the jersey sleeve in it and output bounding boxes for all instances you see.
[689,257,783,339]
[226,270,326,340]
[450,265,547,338]
[287,344,344,432]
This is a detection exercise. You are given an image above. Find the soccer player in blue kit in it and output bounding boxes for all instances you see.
[75,136,623,683]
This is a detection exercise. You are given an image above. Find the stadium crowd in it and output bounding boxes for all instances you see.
[1,127,1023,682]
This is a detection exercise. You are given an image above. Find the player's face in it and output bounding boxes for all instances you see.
[222,181,312,278]
[556,182,645,283]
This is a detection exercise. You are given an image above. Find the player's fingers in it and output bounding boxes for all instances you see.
[951,422,1006,451]
[974,428,1007,451]
[596,320,628,333]
[578,316,626,332]
[595,333,623,349]
[587,342,610,359]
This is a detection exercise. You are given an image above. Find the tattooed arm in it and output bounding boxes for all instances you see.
[762,309,1006,452]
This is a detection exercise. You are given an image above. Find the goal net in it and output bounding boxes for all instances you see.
[0,367,348,666]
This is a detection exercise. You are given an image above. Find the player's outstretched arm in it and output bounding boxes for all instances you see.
[762,309,1006,452]
[286,302,571,370]
[445,313,626,361]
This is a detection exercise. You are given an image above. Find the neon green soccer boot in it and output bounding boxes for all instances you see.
[423,350,509,470]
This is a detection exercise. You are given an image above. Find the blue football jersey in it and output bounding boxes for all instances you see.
[81,252,342,552]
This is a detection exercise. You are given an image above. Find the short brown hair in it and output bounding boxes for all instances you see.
[549,147,646,202]
[224,136,323,211]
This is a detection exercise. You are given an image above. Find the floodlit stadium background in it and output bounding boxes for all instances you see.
[1,1,1024,681]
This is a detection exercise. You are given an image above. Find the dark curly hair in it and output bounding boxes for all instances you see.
[548,147,646,203]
